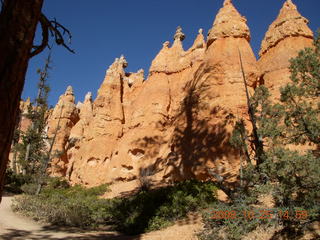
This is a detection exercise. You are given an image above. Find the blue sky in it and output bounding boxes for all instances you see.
[22,0,319,107]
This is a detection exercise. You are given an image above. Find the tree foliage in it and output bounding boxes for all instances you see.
[202,33,320,240]
[0,0,75,200]
[235,33,320,207]
[281,38,320,145]
[9,54,53,194]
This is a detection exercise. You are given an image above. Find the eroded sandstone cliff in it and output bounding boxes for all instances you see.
[258,0,314,100]
[15,0,315,190]
[47,86,79,176]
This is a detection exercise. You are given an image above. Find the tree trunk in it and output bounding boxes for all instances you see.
[0,0,44,202]
[238,50,264,166]
[22,144,31,175]
[36,105,63,195]
[11,116,22,174]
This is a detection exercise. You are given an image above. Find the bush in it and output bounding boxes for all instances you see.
[12,180,217,234]
[199,201,276,240]
[12,183,111,228]
[110,180,217,234]
[20,183,39,195]
[45,176,70,189]
[4,169,32,193]
[203,33,320,240]
[5,171,70,195]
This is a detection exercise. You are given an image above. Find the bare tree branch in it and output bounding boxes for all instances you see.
[30,14,75,58]
[30,14,49,58]
[238,49,264,166]
[36,105,63,195]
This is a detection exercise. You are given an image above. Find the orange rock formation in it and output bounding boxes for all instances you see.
[14,0,314,190]
[47,86,79,176]
[258,0,314,100]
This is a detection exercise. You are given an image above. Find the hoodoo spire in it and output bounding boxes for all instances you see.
[65,85,74,96]
[207,0,250,47]
[174,26,185,42]
[189,28,205,50]
[223,0,232,6]
[258,0,314,100]
[259,0,313,56]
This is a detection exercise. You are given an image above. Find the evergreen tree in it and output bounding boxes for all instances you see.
[199,32,320,240]
[0,0,74,200]
[14,54,52,194]
[231,33,320,215]
[281,36,320,145]
[0,0,44,201]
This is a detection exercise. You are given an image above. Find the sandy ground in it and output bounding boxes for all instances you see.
[0,195,203,240]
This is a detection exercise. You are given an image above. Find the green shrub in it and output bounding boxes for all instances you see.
[111,180,217,234]
[12,180,217,234]
[4,169,32,193]
[45,176,70,189]
[199,202,276,240]
[20,183,39,195]
[12,183,111,228]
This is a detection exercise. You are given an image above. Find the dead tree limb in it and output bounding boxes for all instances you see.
[35,104,63,195]
[238,49,264,166]
[30,14,75,58]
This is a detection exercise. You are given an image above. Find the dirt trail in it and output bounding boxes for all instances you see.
[0,196,203,240]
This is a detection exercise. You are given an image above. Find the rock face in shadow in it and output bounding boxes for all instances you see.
[11,0,315,189]
[258,0,314,100]
[170,0,259,182]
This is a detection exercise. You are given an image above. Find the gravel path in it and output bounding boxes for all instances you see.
[0,195,203,240]
[0,196,128,240]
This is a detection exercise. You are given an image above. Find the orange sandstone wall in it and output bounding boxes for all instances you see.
[32,0,314,187]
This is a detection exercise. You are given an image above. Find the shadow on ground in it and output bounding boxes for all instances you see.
[0,227,141,240]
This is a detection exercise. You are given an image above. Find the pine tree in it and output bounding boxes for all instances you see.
[231,32,320,215]
[0,0,44,201]
[280,36,320,145]
[14,54,52,194]
[0,0,74,200]
[263,34,320,209]
[206,32,320,240]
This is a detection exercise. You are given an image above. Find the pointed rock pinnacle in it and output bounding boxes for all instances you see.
[119,55,128,68]
[174,26,185,41]
[259,0,313,56]
[84,92,92,102]
[207,0,250,45]
[65,86,74,95]
[163,41,170,48]
[223,0,232,6]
